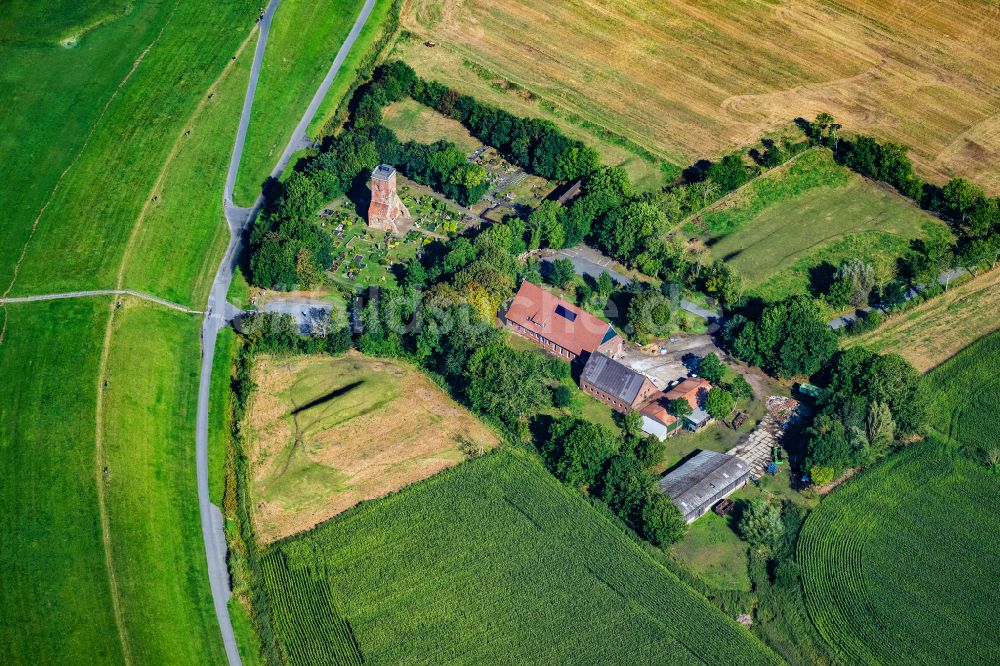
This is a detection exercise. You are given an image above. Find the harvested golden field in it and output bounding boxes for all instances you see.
[248,352,498,542]
[846,268,1000,372]
[400,0,1000,192]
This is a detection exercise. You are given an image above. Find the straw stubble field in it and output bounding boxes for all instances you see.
[400,0,1000,192]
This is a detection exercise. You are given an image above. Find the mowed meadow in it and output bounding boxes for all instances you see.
[846,268,1000,372]
[798,439,1000,665]
[249,352,498,542]
[261,452,781,665]
[401,0,1000,192]
[691,149,944,303]
[0,0,258,661]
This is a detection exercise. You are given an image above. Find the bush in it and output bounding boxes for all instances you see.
[552,384,574,408]
[697,353,725,384]
[738,498,785,553]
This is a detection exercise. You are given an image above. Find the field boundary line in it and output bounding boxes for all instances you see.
[673,146,823,231]
[94,300,134,666]
[0,0,181,346]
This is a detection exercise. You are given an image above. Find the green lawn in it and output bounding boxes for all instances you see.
[798,439,1000,665]
[0,299,123,664]
[696,149,944,302]
[101,301,225,664]
[259,451,781,665]
[0,0,186,289]
[5,1,257,295]
[382,97,480,152]
[670,512,750,592]
[233,0,365,204]
[924,330,1000,455]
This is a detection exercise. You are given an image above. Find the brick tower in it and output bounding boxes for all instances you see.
[367,164,410,235]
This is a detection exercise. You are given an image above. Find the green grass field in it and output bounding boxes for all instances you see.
[260,451,780,665]
[0,1,262,661]
[121,41,253,306]
[233,0,364,204]
[670,512,751,592]
[382,97,480,152]
[101,301,225,664]
[696,150,943,302]
[924,330,1000,455]
[798,439,1000,665]
[3,1,257,295]
[0,299,123,663]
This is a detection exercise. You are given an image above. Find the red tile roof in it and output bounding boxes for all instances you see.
[664,377,712,411]
[639,393,678,427]
[505,281,619,357]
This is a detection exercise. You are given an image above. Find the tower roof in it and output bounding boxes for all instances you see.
[372,164,396,181]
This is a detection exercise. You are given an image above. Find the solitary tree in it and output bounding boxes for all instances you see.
[668,398,693,418]
[697,353,726,384]
[834,259,877,308]
[705,387,736,420]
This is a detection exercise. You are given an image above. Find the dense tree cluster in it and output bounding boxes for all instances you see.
[804,347,926,475]
[723,295,838,378]
[540,416,685,546]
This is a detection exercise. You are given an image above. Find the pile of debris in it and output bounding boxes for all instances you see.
[767,395,808,427]
[727,396,809,474]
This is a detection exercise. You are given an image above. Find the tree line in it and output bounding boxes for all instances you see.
[808,114,1000,288]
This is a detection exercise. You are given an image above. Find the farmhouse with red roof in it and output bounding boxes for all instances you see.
[503,281,623,360]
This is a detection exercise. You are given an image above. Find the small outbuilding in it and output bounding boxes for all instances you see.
[658,450,752,523]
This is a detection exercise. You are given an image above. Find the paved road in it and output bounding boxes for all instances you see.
[198,2,281,664]
[194,1,377,664]
[553,245,633,285]
[0,289,201,313]
[679,299,721,321]
[260,298,334,332]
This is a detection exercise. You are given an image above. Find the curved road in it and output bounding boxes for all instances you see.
[195,0,378,663]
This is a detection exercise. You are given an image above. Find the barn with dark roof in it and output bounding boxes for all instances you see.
[580,352,658,412]
[658,450,752,523]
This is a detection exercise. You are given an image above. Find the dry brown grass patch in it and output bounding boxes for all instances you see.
[248,351,498,541]
[846,268,1000,372]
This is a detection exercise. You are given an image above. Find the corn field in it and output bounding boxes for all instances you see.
[262,451,780,665]
[798,440,1000,665]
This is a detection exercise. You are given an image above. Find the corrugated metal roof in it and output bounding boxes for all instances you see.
[581,352,647,405]
[658,450,751,521]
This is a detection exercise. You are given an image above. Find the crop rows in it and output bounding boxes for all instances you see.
[261,551,363,665]
[264,451,780,665]
[798,440,1000,665]
[925,330,1000,452]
